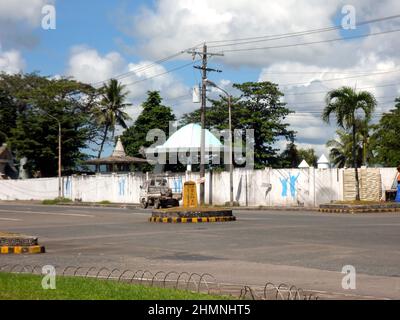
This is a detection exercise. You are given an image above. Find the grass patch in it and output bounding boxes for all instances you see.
[0,273,227,300]
[42,197,72,205]
[98,200,112,205]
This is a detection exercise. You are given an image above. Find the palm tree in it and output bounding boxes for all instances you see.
[322,86,376,200]
[326,129,362,168]
[96,79,132,159]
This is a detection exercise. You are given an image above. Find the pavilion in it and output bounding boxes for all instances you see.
[146,123,227,171]
[85,137,148,173]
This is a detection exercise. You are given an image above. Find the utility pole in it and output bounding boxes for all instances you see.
[186,43,223,205]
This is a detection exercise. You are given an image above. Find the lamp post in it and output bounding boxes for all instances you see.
[204,79,233,206]
[43,112,62,198]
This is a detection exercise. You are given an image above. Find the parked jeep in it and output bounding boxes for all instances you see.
[139,178,181,209]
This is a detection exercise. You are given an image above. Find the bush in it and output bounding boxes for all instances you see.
[42,197,72,205]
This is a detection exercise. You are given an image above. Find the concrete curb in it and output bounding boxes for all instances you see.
[149,216,237,223]
[0,245,45,254]
[319,208,400,214]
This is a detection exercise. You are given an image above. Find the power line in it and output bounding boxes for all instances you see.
[122,60,200,87]
[283,95,399,105]
[218,28,400,53]
[278,69,400,87]
[283,81,400,96]
[209,15,400,48]
[206,14,400,46]
[90,52,185,88]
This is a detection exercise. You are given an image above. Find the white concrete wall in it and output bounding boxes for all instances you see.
[0,177,59,200]
[0,168,396,206]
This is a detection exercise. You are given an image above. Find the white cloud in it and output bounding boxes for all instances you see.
[66,45,126,84]
[0,0,52,25]
[66,46,196,121]
[0,0,54,49]
[119,1,396,66]
[0,49,25,74]
[99,0,400,153]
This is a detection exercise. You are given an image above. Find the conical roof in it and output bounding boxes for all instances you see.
[317,154,329,164]
[155,123,223,151]
[112,137,126,157]
[298,159,310,168]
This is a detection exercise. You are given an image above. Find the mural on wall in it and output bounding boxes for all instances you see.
[280,177,288,197]
[118,177,126,196]
[280,173,300,199]
[171,177,183,193]
[63,177,71,197]
[261,182,272,198]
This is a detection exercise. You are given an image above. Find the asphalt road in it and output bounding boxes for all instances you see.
[0,203,399,299]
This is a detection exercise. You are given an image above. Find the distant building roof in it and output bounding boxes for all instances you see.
[298,159,310,168]
[84,137,147,165]
[317,154,329,164]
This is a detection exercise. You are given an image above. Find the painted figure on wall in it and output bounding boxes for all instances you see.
[280,173,300,199]
[280,177,288,197]
[289,173,300,198]
[118,177,126,196]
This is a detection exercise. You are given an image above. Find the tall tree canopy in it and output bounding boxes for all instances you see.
[122,91,176,159]
[0,73,100,177]
[371,98,400,167]
[181,81,295,168]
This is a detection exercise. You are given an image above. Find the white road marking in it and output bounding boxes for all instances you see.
[0,209,94,217]
[0,217,22,221]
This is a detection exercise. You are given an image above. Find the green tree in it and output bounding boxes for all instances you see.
[0,88,19,144]
[298,147,318,167]
[327,129,360,168]
[322,86,376,200]
[96,79,131,159]
[122,91,176,170]
[370,98,400,166]
[279,142,300,168]
[278,143,318,168]
[1,73,100,177]
[181,81,295,168]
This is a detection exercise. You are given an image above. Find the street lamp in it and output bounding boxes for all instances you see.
[204,79,234,207]
[43,112,62,198]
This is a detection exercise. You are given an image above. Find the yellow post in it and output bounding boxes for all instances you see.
[183,181,198,208]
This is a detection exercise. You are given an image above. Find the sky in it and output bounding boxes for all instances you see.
[1,0,400,159]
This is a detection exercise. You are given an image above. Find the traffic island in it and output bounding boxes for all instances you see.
[319,202,400,214]
[149,207,236,223]
[0,232,45,254]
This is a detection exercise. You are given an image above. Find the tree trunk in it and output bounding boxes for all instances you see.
[352,122,361,201]
[97,124,109,172]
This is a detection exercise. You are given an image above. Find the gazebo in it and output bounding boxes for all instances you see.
[85,137,148,172]
[146,123,225,171]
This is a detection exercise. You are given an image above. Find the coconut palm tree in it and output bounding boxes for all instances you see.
[96,79,131,159]
[326,129,362,168]
[322,86,376,200]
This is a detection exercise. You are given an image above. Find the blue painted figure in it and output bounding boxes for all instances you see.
[118,177,126,196]
[289,173,300,199]
[280,177,288,197]
[395,166,400,203]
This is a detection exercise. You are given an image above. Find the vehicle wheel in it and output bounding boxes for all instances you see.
[140,199,148,209]
[154,200,160,209]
